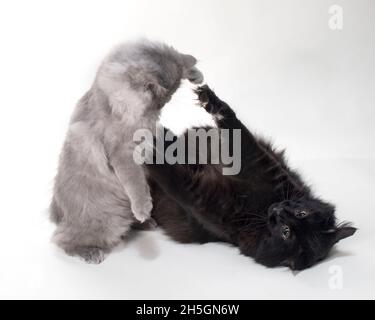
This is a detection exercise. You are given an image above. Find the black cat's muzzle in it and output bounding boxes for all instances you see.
[267,204,288,233]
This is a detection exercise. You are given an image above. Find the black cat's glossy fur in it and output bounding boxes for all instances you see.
[147,85,356,270]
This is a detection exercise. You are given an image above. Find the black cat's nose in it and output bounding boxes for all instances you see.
[268,206,283,227]
[268,204,282,218]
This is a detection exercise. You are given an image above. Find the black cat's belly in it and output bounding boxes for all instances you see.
[149,160,276,254]
[147,85,356,270]
[150,180,222,244]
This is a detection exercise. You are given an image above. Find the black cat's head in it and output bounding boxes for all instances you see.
[255,197,356,270]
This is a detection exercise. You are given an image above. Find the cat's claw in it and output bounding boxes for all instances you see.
[194,85,219,114]
[195,85,213,105]
[195,85,235,119]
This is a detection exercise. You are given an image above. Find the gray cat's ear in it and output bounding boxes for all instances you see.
[146,82,168,97]
[181,54,197,68]
[332,225,357,243]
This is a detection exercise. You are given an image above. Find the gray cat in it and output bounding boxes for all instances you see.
[50,39,203,263]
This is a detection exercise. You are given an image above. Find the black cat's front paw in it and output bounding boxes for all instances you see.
[194,85,235,118]
[195,85,213,105]
[194,85,218,114]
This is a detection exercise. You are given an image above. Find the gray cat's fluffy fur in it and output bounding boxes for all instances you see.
[50,39,203,263]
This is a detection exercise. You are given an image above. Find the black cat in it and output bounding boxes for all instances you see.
[146,85,356,270]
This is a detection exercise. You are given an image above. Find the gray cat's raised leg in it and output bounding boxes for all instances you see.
[185,67,204,84]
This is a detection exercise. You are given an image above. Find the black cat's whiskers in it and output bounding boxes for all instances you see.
[246,211,266,219]
[231,211,267,229]
[238,222,268,233]
[286,184,294,200]
[277,177,307,202]
[279,181,287,201]
[236,218,267,225]
[231,212,268,234]
[289,185,307,201]
[276,180,288,202]
[256,140,309,203]
[231,215,266,224]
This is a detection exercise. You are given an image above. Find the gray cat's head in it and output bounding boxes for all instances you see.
[96,39,203,119]
[137,40,204,105]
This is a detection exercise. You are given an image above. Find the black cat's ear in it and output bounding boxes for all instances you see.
[181,54,197,68]
[322,223,357,244]
[332,224,357,243]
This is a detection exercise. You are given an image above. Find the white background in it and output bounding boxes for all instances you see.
[0,0,374,299]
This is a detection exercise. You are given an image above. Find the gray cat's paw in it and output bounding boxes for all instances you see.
[132,199,153,223]
[77,247,106,264]
[186,67,204,84]
[146,217,158,229]
[132,217,158,230]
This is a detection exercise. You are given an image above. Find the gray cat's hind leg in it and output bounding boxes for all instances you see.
[53,228,111,264]
[52,213,132,264]
[53,228,122,264]
[68,246,107,264]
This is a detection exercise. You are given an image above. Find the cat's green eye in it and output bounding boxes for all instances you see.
[281,225,290,240]
[296,210,308,218]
